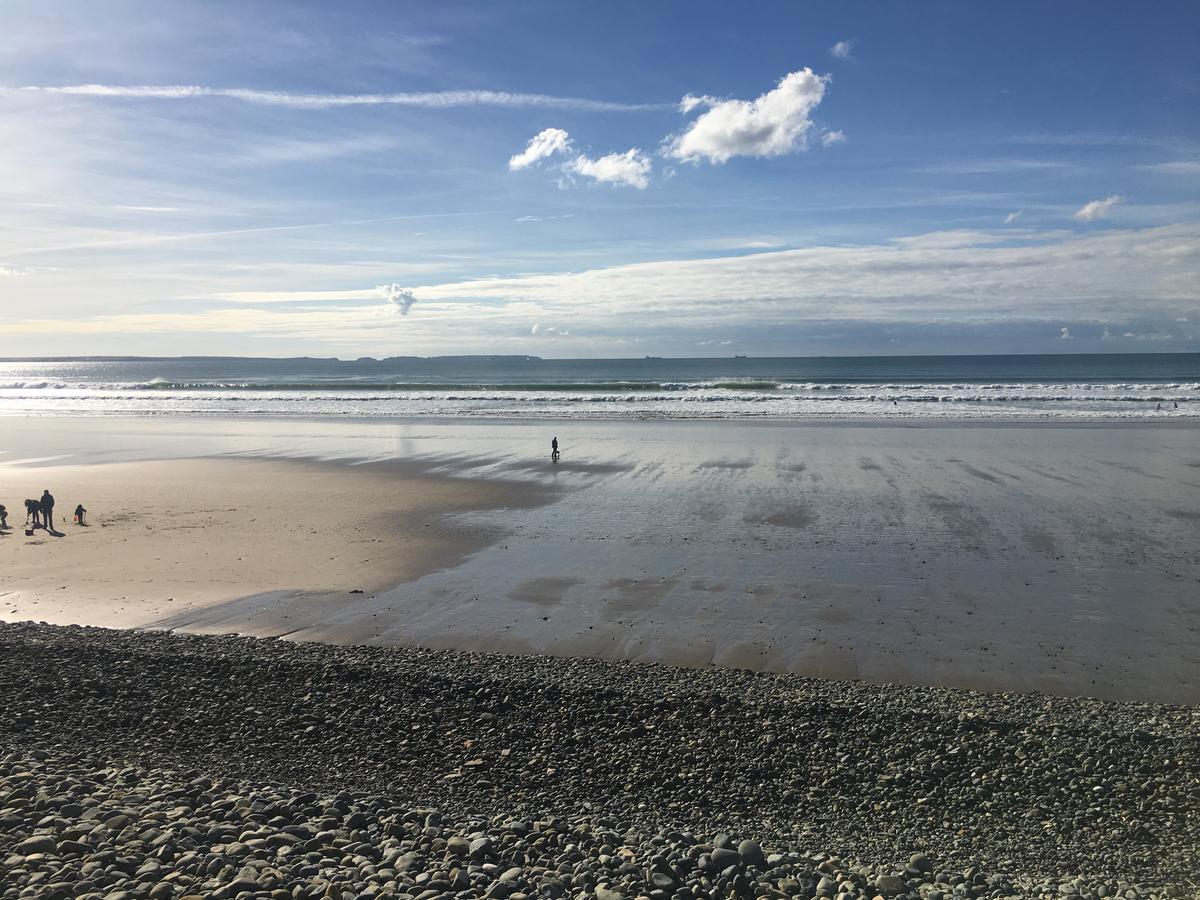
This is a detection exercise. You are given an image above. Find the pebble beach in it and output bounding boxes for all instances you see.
[2,623,1197,898]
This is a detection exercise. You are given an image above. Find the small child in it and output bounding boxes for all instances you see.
[74,504,87,526]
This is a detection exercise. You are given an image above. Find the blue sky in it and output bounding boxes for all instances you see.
[1,0,1197,357]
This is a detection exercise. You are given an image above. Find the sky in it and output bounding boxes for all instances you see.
[1,0,1198,359]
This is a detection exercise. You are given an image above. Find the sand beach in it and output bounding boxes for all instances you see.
[2,415,1197,704]
[4,414,1199,893]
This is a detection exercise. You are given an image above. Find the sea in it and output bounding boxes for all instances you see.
[0,353,1197,421]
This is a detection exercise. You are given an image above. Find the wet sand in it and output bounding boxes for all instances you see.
[1,416,1198,703]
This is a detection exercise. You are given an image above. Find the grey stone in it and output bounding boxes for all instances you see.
[17,835,58,855]
[737,840,765,867]
[874,874,908,896]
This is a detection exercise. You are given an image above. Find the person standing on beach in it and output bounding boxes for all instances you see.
[74,504,87,526]
[551,436,560,460]
[40,489,55,531]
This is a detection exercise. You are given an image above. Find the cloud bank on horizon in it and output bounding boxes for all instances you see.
[0,1,1197,357]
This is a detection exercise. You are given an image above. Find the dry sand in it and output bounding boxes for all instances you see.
[0,457,555,628]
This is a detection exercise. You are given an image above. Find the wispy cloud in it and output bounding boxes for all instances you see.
[821,130,847,147]
[6,225,1196,352]
[830,40,854,60]
[13,84,665,112]
[1136,161,1200,175]
[1073,194,1124,222]
[508,128,573,170]
[1002,132,1185,149]
[6,211,500,258]
[217,289,382,304]
[890,228,1049,250]
[666,69,831,164]
[1004,210,1023,224]
[918,159,1076,175]
[239,134,403,165]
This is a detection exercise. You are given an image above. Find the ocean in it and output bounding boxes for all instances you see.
[0,353,1197,420]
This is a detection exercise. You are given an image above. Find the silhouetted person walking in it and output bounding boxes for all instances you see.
[74,504,87,526]
[40,489,55,532]
[551,436,560,461]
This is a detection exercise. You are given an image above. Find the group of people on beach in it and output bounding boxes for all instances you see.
[0,489,86,536]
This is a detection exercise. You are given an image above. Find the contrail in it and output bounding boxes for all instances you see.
[14,84,668,112]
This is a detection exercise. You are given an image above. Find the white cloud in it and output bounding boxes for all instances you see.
[509,128,650,188]
[821,130,847,147]
[218,288,383,304]
[407,224,1198,328]
[0,265,29,277]
[191,224,1197,330]
[1004,210,1023,224]
[1100,327,1174,342]
[734,240,786,249]
[678,94,718,114]
[830,40,854,60]
[891,230,1009,250]
[508,128,573,170]
[376,283,417,316]
[566,148,652,189]
[1136,161,1200,175]
[1057,327,1073,340]
[1073,195,1124,222]
[14,84,662,113]
[666,69,830,165]
[889,228,1068,249]
[241,134,400,165]
[920,159,1074,174]
[6,225,1195,353]
[514,215,541,224]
